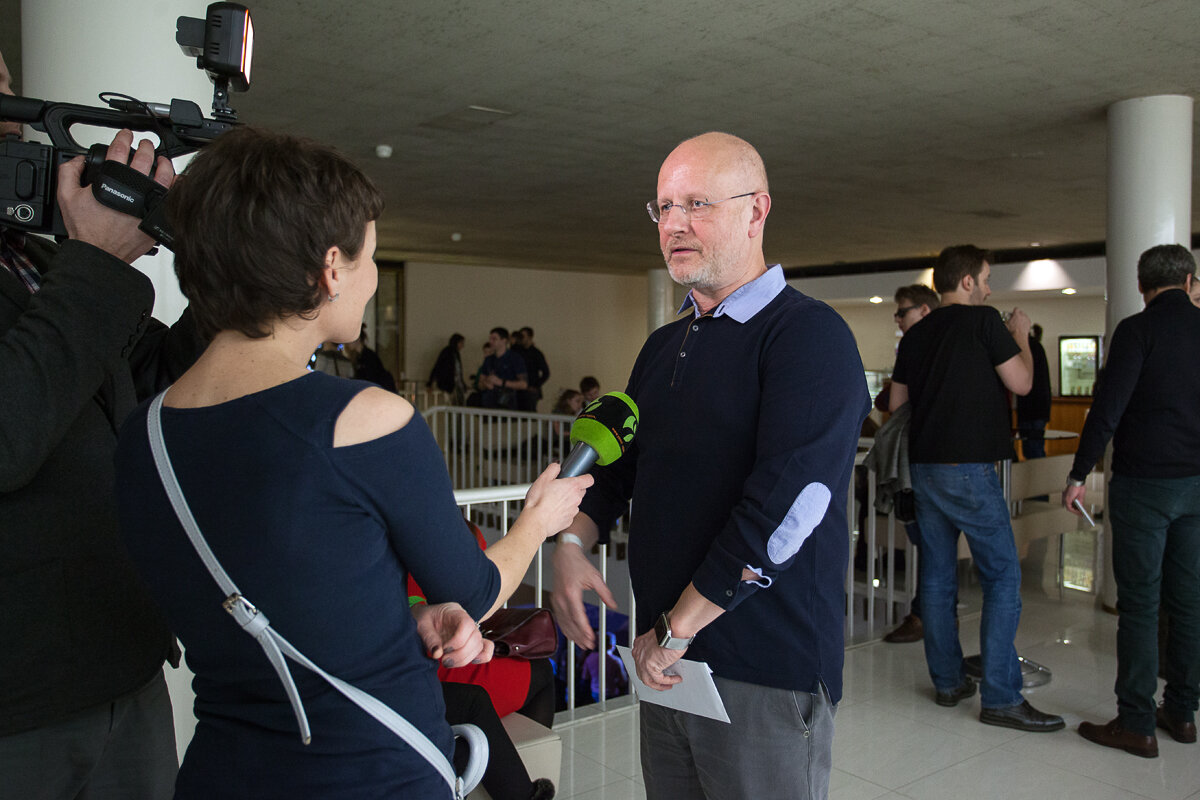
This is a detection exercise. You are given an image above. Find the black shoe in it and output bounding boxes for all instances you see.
[935,677,977,707]
[980,700,1065,732]
[884,613,923,643]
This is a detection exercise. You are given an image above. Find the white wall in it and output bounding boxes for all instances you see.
[405,262,653,404]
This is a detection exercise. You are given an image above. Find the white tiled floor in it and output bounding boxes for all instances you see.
[550,592,1200,799]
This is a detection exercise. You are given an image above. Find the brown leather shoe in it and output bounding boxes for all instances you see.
[1078,718,1158,758]
[884,613,923,643]
[1157,705,1197,744]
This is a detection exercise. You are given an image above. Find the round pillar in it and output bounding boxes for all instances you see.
[647,267,674,333]
[1100,94,1193,607]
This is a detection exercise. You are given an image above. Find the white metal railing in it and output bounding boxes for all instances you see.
[451,483,633,711]
[444,423,919,711]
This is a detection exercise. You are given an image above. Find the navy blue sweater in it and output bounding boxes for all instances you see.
[580,280,868,700]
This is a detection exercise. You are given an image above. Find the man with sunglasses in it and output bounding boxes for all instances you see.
[553,132,868,799]
[874,284,940,644]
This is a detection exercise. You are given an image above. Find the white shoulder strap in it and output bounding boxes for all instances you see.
[146,391,485,798]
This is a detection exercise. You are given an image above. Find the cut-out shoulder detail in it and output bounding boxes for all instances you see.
[333,387,415,447]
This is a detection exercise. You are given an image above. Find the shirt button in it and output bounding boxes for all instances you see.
[725,590,733,597]
[680,351,687,358]
[692,325,699,331]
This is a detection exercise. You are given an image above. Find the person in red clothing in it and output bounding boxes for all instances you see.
[409,520,556,799]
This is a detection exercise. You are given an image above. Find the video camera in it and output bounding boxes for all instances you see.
[0,2,254,250]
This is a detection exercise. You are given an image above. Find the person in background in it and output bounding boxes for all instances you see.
[890,245,1064,733]
[113,126,592,799]
[1066,244,1200,759]
[428,332,466,403]
[514,326,550,411]
[343,323,396,391]
[580,631,630,702]
[879,283,940,645]
[409,521,557,800]
[1016,323,1052,460]
[479,327,528,410]
[1,49,199,800]
[578,375,601,404]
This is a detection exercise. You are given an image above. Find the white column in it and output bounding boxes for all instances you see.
[21,0,215,324]
[21,0,208,762]
[1100,94,1193,607]
[1107,95,1193,332]
[647,267,674,334]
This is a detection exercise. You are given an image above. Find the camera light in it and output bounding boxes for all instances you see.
[177,3,253,93]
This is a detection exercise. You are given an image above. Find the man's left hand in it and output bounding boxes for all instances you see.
[412,602,494,668]
[631,628,684,691]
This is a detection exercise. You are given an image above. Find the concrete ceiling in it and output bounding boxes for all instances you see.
[5,1,1199,275]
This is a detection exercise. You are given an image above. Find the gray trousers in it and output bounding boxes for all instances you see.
[640,675,836,800]
[0,670,177,800]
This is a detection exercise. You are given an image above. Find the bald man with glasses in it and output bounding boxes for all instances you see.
[553,132,869,799]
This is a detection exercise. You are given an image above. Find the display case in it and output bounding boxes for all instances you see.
[1059,335,1102,396]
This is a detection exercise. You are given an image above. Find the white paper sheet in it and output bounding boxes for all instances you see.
[616,645,730,723]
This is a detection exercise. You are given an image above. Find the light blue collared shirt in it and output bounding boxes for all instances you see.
[676,264,786,321]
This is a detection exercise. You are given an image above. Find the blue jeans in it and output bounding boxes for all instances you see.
[910,462,1024,708]
[1109,473,1200,735]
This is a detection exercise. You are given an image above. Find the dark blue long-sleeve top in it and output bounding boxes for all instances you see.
[579,266,869,701]
[115,372,499,799]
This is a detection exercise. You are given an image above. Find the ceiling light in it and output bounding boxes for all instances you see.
[375,144,393,159]
[869,296,883,304]
[450,232,463,242]
[1061,287,1077,295]
[1029,242,1041,247]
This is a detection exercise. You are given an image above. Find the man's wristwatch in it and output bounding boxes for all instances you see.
[1067,477,1086,487]
[654,612,695,650]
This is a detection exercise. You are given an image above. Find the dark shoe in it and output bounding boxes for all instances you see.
[530,778,556,799]
[884,613,923,643]
[935,677,977,707]
[1078,718,1158,757]
[980,700,1065,732]
[1156,705,1197,744]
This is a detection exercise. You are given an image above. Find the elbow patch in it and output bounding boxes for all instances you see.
[767,482,832,565]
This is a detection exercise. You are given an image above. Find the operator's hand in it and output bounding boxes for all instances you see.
[631,628,684,691]
[1063,484,1088,516]
[412,601,494,668]
[551,540,617,651]
[57,128,175,264]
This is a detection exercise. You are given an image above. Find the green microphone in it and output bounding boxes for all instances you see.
[559,391,639,477]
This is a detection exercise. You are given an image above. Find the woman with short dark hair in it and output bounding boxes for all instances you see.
[114,127,590,799]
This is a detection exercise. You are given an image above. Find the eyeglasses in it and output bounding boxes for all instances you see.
[646,192,757,224]
[893,306,917,319]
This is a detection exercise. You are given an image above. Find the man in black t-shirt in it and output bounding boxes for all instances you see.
[890,245,1064,733]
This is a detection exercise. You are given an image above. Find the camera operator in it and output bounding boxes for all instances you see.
[0,50,203,799]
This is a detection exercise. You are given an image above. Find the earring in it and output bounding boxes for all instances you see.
[329,292,340,302]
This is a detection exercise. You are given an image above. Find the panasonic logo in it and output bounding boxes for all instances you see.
[101,184,136,204]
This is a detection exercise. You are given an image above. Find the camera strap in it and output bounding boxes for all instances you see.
[91,160,175,247]
[145,390,486,799]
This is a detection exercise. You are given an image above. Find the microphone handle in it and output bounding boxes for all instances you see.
[559,441,598,478]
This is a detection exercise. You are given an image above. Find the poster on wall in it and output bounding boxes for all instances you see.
[1059,336,1102,396]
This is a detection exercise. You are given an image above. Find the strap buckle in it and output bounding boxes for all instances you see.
[223,593,268,634]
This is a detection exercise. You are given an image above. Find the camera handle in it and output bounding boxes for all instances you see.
[90,159,174,249]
